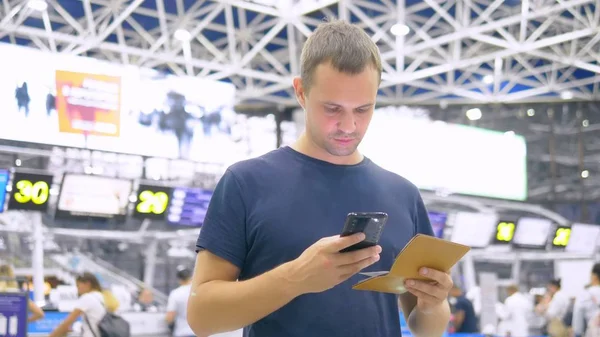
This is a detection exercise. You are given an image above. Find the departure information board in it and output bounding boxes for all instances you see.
[167,187,212,227]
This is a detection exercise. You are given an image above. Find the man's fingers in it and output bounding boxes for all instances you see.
[339,254,380,276]
[405,280,445,300]
[418,267,453,290]
[324,233,366,252]
[336,246,381,266]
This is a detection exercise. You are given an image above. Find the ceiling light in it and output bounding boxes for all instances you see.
[174,29,192,42]
[390,24,410,37]
[27,0,47,11]
[527,109,535,117]
[582,119,589,127]
[581,170,589,179]
[560,91,573,100]
[483,75,494,84]
[466,108,482,121]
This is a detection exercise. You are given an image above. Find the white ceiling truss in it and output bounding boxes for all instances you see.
[0,0,599,106]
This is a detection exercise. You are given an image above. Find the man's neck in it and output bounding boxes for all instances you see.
[292,133,364,165]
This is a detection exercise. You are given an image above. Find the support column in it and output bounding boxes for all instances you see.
[143,239,158,287]
[577,107,588,222]
[548,108,557,207]
[31,212,45,304]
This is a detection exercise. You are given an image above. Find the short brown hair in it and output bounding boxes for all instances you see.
[300,19,382,94]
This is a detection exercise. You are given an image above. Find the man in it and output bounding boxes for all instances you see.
[166,266,195,337]
[573,263,600,337]
[187,19,453,337]
[497,285,533,337]
[449,286,478,333]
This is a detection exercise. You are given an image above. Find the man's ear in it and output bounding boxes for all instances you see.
[292,76,306,110]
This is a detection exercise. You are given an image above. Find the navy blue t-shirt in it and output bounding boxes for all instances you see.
[196,146,434,337]
[454,296,478,333]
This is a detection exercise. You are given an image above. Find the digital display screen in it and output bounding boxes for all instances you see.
[566,223,600,254]
[0,169,9,213]
[493,221,517,244]
[552,226,571,248]
[56,174,132,219]
[512,217,553,248]
[7,172,54,212]
[167,187,212,227]
[428,211,447,239]
[450,212,497,248]
[133,184,173,220]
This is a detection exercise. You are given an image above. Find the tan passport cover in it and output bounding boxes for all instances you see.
[352,234,470,294]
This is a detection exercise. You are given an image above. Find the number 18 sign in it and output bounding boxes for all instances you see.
[7,172,54,212]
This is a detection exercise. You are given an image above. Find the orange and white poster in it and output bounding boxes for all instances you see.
[55,70,121,137]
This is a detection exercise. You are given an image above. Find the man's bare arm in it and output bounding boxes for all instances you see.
[399,292,451,337]
[186,250,300,337]
[187,233,378,337]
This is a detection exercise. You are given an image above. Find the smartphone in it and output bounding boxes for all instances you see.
[339,212,388,253]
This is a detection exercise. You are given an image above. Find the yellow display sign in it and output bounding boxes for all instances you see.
[553,227,571,247]
[8,172,53,211]
[136,190,169,215]
[496,221,516,242]
[14,180,49,205]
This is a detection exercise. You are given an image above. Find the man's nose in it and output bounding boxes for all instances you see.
[337,111,356,134]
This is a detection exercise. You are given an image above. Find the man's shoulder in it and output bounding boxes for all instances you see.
[227,148,290,178]
[368,159,420,194]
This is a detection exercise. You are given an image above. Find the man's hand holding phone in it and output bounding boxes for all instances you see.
[282,233,382,295]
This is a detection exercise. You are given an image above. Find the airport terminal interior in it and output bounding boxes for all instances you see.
[0,0,598,336]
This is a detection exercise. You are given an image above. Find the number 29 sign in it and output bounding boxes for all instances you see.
[133,184,172,220]
[8,172,54,212]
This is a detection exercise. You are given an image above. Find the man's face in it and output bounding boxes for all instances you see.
[294,62,379,158]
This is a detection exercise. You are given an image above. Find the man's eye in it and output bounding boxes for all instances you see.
[325,106,339,113]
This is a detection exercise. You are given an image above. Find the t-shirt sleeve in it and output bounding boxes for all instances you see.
[196,168,247,270]
[75,294,94,313]
[413,191,434,236]
[166,291,176,312]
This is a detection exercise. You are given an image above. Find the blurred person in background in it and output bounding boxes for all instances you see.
[536,279,571,337]
[496,285,533,337]
[449,285,478,333]
[166,266,194,337]
[530,294,548,336]
[133,288,160,312]
[15,81,30,116]
[573,263,600,337]
[0,264,44,322]
[49,272,106,337]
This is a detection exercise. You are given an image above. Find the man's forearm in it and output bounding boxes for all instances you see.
[407,300,451,337]
[187,262,302,337]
